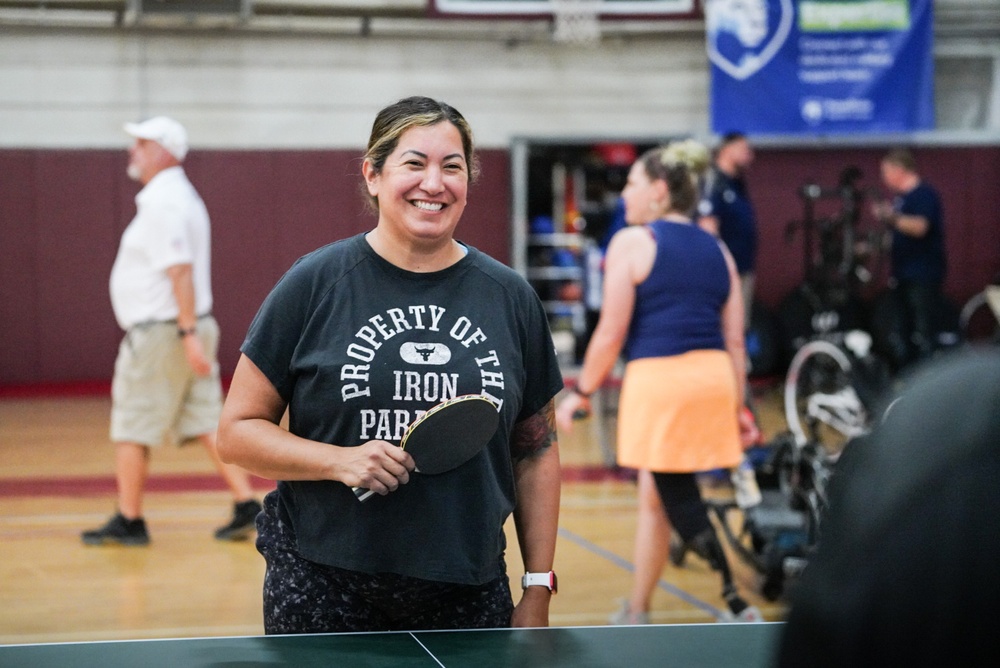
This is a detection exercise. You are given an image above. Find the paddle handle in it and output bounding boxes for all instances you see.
[352,465,423,502]
[353,486,375,502]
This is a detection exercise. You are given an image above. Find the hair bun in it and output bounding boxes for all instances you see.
[661,139,710,176]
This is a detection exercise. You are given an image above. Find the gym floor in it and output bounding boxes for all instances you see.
[0,379,790,644]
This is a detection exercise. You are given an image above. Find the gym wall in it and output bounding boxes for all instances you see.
[2,23,999,387]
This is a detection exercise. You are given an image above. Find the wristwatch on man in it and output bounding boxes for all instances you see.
[521,571,558,594]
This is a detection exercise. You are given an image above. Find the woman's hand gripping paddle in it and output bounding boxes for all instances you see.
[353,394,500,502]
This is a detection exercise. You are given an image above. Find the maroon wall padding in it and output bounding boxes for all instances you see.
[0,150,126,385]
[0,148,511,386]
[1,150,40,384]
[1,145,996,388]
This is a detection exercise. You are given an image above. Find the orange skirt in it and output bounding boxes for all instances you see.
[616,350,742,473]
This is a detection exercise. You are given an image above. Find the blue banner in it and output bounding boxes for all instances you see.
[707,0,934,134]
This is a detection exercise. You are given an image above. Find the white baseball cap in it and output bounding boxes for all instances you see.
[123,116,189,161]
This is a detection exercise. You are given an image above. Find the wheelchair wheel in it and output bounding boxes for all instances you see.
[960,289,1000,345]
[783,339,868,452]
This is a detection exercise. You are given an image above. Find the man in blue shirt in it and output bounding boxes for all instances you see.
[697,132,762,437]
[698,131,758,328]
[873,148,946,367]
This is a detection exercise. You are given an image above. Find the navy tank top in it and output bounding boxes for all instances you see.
[623,220,730,361]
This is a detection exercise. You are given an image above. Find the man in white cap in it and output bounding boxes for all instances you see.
[82,116,262,546]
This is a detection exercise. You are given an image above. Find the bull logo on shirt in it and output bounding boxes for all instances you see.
[400,342,451,365]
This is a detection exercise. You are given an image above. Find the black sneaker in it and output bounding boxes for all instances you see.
[214,499,262,541]
[82,513,150,546]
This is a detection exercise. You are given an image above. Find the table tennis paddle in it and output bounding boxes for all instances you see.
[353,394,500,502]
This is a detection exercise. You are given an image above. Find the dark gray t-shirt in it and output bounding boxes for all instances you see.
[242,233,563,585]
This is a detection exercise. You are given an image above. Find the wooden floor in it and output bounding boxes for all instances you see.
[0,381,790,645]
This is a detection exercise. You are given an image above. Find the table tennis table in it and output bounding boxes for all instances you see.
[0,622,783,667]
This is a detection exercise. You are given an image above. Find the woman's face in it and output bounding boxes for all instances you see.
[364,121,469,245]
[621,161,667,225]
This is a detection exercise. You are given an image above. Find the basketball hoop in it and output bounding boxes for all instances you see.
[551,0,602,46]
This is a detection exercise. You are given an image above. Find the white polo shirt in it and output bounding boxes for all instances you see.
[109,166,214,330]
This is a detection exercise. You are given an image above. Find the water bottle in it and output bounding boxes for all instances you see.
[731,456,762,509]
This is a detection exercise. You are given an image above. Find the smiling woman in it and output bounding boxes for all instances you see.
[362,120,471,269]
[215,96,565,635]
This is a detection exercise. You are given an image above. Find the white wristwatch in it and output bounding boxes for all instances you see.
[521,571,558,593]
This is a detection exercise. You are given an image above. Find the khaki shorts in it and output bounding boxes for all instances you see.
[110,317,223,447]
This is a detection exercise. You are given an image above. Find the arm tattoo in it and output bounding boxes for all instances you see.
[510,400,556,461]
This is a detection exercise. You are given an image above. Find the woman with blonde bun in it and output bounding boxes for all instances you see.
[556,141,761,624]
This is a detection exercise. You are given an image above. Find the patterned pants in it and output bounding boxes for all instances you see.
[255,493,514,634]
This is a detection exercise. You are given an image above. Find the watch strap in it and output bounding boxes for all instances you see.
[521,571,557,593]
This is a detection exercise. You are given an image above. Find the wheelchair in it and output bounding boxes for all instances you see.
[688,330,889,603]
[674,168,892,602]
[676,432,829,603]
